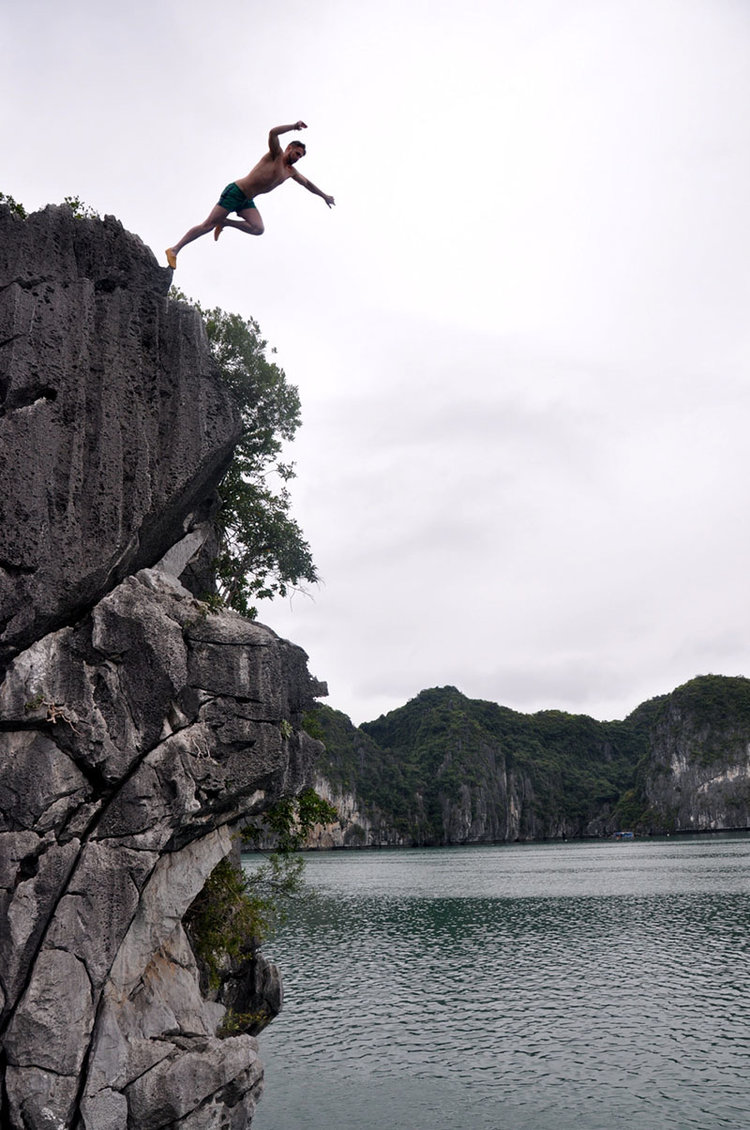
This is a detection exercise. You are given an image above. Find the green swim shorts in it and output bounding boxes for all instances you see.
[217,182,257,213]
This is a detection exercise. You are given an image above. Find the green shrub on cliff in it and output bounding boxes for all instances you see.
[172,290,318,616]
[0,192,27,218]
[186,790,336,990]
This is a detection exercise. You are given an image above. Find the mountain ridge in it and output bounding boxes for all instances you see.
[305,675,750,846]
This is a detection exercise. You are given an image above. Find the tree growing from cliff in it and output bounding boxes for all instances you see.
[185,789,338,995]
[172,290,318,616]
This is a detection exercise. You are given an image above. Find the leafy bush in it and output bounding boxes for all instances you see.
[186,789,337,989]
[0,192,27,218]
[172,291,318,617]
[62,195,100,219]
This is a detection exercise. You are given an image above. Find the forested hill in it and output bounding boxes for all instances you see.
[308,676,750,846]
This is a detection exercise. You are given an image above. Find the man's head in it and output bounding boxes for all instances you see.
[286,140,306,164]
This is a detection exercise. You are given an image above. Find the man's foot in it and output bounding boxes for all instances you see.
[165,248,177,269]
[213,224,223,241]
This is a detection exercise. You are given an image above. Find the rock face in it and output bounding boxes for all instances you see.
[0,204,325,1128]
[0,203,239,667]
[638,676,750,833]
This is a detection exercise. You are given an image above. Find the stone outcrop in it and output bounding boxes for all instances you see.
[0,203,239,668]
[638,677,750,833]
[0,204,325,1128]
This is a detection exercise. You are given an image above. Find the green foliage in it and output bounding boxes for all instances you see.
[186,853,304,991]
[315,687,650,844]
[246,787,338,852]
[218,1008,272,1037]
[171,289,317,617]
[0,192,27,218]
[667,675,750,741]
[186,786,337,990]
[313,703,418,837]
[1,192,101,220]
[62,195,100,219]
[301,708,325,742]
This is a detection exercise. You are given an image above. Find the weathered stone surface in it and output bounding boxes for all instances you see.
[4,1064,81,1130]
[0,206,326,1128]
[0,203,242,668]
[4,947,94,1073]
[124,1035,263,1130]
[0,568,323,1126]
[641,690,750,832]
[0,729,90,833]
[0,836,81,1015]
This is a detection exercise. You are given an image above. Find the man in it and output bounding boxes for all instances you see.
[165,121,335,268]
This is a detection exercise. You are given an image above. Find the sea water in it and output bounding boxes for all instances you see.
[247,836,750,1129]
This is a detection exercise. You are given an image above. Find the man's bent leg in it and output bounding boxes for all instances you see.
[214,206,265,240]
[238,206,264,235]
[166,204,230,265]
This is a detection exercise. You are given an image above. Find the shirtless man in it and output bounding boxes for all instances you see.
[165,121,334,268]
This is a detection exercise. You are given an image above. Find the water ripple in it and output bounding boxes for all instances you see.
[251,837,750,1130]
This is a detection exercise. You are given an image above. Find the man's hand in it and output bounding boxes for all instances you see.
[293,120,308,130]
[324,195,335,208]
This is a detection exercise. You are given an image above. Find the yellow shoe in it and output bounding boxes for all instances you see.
[165,248,177,269]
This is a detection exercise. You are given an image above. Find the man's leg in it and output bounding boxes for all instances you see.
[213,206,265,241]
[166,204,230,267]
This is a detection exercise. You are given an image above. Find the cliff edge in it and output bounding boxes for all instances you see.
[0,204,325,1129]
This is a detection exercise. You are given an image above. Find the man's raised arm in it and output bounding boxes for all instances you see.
[268,120,308,155]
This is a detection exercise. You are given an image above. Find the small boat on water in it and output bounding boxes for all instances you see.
[613,830,635,841]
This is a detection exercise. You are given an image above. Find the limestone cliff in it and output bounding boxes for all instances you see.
[309,680,750,846]
[308,694,640,846]
[635,676,750,833]
[0,204,325,1129]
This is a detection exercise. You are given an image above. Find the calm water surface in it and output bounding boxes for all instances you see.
[247,836,750,1129]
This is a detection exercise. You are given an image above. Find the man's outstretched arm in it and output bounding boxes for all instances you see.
[268,120,307,155]
[292,170,335,208]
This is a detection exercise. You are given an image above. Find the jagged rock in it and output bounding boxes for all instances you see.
[640,678,750,832]
[124,1034,262,1130]
[0,207,326,1129]
[0,567,323,1127]
[216,950,284,1036]
[0,202,242,669]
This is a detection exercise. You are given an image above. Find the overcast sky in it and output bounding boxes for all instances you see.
[4,0,750,725]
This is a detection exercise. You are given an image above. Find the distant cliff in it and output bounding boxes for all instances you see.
[308,677,750,846]
[0,203,325,1129]
[634,676,750,833]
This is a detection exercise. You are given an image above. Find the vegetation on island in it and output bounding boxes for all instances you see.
[360,687,647,840]
[310,676,750,844]
[0,191,27,218]
[0,192,99,220]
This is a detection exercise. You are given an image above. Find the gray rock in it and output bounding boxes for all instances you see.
[155,525,213,580]
[4,947,94,1074]
[0,730,90,834]
[0,204,242,669]
[125,1035,262,1129]
[0,206,326,1128]
[4,1065,80,1130]
[0,836,80,1017]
